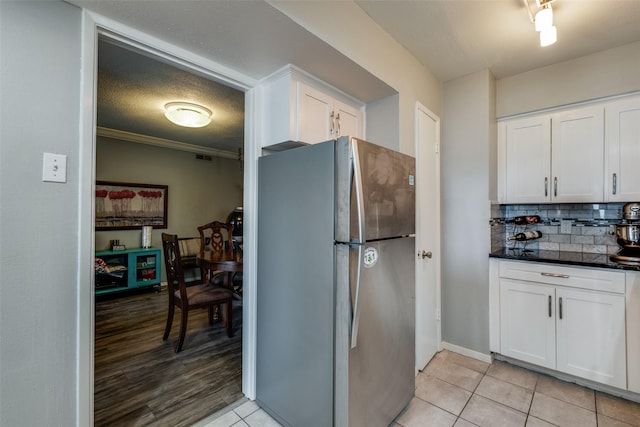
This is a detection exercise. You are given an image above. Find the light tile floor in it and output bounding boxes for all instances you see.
[198,349,640,427]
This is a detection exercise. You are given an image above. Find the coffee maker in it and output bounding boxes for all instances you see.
[610,202,640,265]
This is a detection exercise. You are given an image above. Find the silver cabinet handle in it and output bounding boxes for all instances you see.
[329,111,335,136]
[541,272,570,278]
[554,177,558,197]
[545,177,548,197]
[613,173,617,195]
[335,113,341,137]
[559,297,563,319]
[548,295,552,317]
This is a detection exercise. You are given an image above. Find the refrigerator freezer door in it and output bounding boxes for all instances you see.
[347,236,415,427]
[349,138,416,241]
[257,142,336,427]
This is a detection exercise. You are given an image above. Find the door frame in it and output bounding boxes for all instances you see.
[77,11,259,425]
[414,102,442,371]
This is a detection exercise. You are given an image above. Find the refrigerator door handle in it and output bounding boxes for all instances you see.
[350,243,363,349]
[351,139,365,243]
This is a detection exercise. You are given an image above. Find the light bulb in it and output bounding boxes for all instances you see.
[535,7,553,32]
[540,26,557,47]
[164,102,212,128]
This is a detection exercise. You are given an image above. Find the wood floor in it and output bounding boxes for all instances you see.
[94,287,243,427]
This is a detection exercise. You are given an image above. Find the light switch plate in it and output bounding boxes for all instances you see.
[42,152,67,183]
[560,219,572,234]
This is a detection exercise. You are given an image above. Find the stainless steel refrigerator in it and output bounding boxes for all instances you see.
[257,136,415,427]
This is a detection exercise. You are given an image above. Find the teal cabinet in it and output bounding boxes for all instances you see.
[95,247,162,295]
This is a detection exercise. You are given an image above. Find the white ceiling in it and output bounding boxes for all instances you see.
[356,0,640,81]
[70,0,640,154]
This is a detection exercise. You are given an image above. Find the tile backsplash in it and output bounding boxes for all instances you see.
[491,203,626,255]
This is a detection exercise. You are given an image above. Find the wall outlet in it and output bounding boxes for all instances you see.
[560,219,572,234]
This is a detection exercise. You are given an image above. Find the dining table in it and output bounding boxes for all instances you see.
[197,248,243,293]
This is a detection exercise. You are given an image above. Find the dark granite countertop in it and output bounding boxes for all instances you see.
[490,248,640,272]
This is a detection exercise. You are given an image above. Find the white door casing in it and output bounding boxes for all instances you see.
[415,102,441,371]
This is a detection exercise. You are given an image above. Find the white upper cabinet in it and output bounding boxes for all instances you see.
[498,105,604,203]
[551,106,604,202]
[605,95,640,202]
[260,65,364,149]
[499,115,551,203]
[297,82,362,144]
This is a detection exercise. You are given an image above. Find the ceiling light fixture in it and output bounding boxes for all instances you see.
[164,102,212,128]
[524,0,558,47]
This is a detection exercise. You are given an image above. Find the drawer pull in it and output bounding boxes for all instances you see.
[541,272,569,279]
[548,295,552,317]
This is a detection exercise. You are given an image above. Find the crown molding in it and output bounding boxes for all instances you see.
[96,126,239,160]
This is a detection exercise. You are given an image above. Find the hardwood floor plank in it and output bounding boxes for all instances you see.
[95,287,243,426]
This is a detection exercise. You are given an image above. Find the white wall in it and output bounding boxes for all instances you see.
[497,41,640,118]
[0,2,82,425]
[442,69,496,354]
[95,138,242,252]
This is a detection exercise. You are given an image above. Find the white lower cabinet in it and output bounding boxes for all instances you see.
[555,287,626,389]
[493,260,627,389]
[500,279,556,369]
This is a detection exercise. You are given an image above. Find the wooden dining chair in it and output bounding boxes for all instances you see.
[197,220,234,254]
[197,221,234,284]
[161,233,234,352]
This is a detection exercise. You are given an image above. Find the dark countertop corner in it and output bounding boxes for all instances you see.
[489,247,640,272]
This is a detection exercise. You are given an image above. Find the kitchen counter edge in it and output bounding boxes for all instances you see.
[489,248,640,272]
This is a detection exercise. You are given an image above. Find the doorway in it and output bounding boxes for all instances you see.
[91,31,250,425]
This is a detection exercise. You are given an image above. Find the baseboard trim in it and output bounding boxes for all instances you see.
[441,341,492,364]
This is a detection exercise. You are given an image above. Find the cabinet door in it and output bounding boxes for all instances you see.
[334,99,362,140]
[500,279,556,369]
[606,96,640,201]
[502,116,551,203]
[551,106,604,202]
[297,82,334,144]
[556,288,626,389]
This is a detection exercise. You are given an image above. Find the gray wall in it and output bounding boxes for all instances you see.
[442,69,496,354]
[96,138,242,253]
[0,2,81,425]
[497,41,640,118]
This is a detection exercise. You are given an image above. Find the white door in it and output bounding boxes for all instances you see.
[415,103,440,371]
[500,279,556,370]
[556,288,626,388]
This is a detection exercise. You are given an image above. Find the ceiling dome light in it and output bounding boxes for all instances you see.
[540,25,557,47]
[535,6,553,32]
[164,102,212,128]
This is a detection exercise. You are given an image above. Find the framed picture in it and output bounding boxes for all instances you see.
[95,181,168,230]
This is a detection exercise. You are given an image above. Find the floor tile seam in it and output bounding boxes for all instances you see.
[593,392,640,427]
[423,371,482,394]
[473,388,531,418]
[446,359,491,376]
[411,393,466,420]
[483,368,539,392]
[533,387,596,414]
[533,388,599,416]
[450,372,493,426]
[469,373,535,421]
[524,414,561,427]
